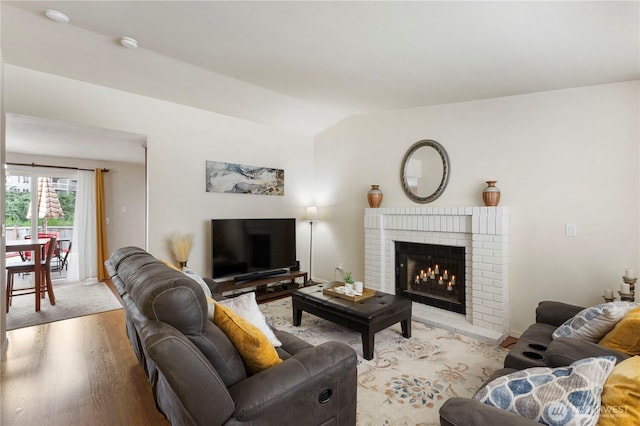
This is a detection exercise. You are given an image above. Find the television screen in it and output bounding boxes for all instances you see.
[211,218,296,280]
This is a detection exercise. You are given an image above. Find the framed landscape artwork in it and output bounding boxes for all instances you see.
[206,161,285,196]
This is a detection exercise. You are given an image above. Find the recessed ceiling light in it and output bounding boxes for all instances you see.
[120,36,138,49]
[44,9,69,24]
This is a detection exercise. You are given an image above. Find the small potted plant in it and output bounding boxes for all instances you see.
[343,272,354,285]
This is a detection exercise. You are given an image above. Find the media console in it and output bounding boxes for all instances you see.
[216,271,309,303]
[233,268,289,283]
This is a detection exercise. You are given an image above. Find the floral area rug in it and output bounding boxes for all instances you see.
[260,298,508,426]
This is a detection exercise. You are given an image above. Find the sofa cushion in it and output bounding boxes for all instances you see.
[545,337,630,368]
[273,329,314,360]
[217,292,282,347]
[129,266,208,336]
[108,246,151,273]
[536,301,585,327]
[473,356,616,426]
[160,261,216,318]
[552,302,638,343]
[213,303,282,374]
[599,305,640,355]
[160,260,212,299]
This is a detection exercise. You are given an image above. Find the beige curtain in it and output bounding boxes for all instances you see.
[95,168,109,281]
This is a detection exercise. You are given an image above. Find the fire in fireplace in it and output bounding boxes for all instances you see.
[395,241,465,314]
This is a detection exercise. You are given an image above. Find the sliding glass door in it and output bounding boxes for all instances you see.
[5,166,77,280]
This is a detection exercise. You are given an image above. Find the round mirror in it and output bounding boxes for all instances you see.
[401,139,450,203]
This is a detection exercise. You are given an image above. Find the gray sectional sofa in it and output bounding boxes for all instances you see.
[106,246,357,426]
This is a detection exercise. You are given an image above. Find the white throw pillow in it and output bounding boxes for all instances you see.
[552,302,638,343]
[182,267,212,298]
[217,292,282,347]
[473,356,616,426]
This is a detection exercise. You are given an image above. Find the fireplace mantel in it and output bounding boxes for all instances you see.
[364,206,509,343]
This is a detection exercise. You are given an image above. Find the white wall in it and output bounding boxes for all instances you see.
[314,81,640,336]
[1,14,7,355]
[4,64,638,338]
[4,65,315,277]
[5,152,146,253]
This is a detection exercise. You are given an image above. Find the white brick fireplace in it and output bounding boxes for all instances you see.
[364,207,509,343]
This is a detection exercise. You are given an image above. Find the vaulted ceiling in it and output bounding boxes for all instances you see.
[2,1,639,159]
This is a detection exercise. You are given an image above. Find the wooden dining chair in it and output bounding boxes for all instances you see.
[6,236,57,312]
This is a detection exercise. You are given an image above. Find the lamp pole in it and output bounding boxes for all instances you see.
[306,206,319,285]
[309,220,315,285]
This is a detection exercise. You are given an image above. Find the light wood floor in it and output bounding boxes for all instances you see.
[1,282,169,426]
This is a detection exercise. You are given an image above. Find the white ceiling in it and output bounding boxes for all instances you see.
[2,1,639,160]
[5,113,147,165]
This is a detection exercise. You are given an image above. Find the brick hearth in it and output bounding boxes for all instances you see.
[364,207,509,343]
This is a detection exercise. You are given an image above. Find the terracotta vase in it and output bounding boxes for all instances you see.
[367,185,383,208]
[482,181,501,206]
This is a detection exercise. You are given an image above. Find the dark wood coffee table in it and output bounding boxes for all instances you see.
[292,284,412,360]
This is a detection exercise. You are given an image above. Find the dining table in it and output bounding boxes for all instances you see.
[6,238,52,312]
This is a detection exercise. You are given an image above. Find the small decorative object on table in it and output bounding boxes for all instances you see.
[620,268,637,302]
[603,288,614,303]
[367,185,383,208]
[482,180,501,206]
[343,272,354,285]
[322,281,375,302]
[169,232,195,269]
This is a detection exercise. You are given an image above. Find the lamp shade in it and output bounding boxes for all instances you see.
[306,206,319,221]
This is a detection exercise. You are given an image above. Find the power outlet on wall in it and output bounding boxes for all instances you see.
[334,263,345,281]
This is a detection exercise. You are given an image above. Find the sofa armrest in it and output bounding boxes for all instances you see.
[535,301,585,326]
[545,337,630,367]
[440,397,539,426]
[228,341,357,423]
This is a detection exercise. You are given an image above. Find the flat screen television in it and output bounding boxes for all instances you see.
[211,218,297,281]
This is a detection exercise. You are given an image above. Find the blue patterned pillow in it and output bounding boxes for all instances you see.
[473,356,616,425]
[552,302,638,343]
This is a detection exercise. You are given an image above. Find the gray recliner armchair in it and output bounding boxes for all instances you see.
[504,300,630,370]
[106,246,357,426]
[439,300,632,425]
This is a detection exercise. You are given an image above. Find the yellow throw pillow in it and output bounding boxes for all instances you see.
[599,306,640,355]
[597,356,640,426]
[213,302,282,374]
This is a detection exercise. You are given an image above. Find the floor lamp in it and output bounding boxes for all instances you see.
[306,206,319,285]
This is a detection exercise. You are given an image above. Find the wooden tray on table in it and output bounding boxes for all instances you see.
[322,283,376,302]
